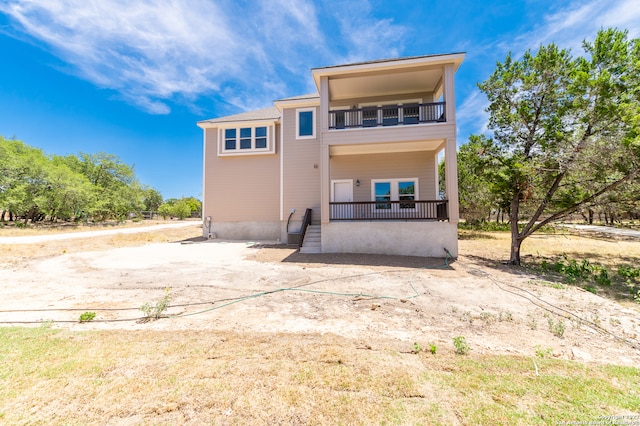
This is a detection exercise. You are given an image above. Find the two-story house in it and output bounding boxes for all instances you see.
[197,52,464,257]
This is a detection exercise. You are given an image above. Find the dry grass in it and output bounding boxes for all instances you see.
[0,327,638,425]
[0,222,202,264]
[460,229,640,266]
[1,225,640,424]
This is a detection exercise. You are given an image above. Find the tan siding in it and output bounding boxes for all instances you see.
[282,107,321,222]
[329,91,434,108]
[330,151,437,201]
[322,123,455,147]
[203,126,280,222]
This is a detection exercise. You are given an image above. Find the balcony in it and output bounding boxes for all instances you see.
[330,200,448,221]
[329,102,445,130]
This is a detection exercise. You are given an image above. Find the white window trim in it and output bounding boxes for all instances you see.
[218,123,275,156]
[371,178,419,211]
[296,107,316,140]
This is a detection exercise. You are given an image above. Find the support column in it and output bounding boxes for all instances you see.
[444,137,459,223]
[319,76,330,224]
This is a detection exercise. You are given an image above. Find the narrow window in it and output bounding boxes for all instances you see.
[239,127,252,149]
[255,126,267,149]
[398,181,415,208]
[375,182,391,210]
[296,108,315,139]
[224,128,236,150]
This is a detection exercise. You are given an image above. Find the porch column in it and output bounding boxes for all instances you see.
[443,63,456,123]
[444,137,459,223]
[319,76,330,224]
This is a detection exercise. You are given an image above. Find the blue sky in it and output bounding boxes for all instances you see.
[1,0,638,200]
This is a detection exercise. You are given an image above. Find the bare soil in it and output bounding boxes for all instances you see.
[1,224,639,366]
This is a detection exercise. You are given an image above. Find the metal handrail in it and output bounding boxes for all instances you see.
[329,102,446,129]
[329,200,448,221]
[298,208,312,249]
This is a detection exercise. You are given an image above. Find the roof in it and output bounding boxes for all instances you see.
[311,52,466,72]
[197,106,280,127]
[274,93,319,102]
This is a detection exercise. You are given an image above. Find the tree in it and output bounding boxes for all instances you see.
[476,28,640,265]
[143,188,163,212]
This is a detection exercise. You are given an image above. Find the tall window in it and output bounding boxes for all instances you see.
[224,129,236,150]
[220,125,272,155]
[296,108,316,139]
[372,179,418,210]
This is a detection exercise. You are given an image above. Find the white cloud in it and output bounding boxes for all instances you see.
[457,89,490,141]
[508,0,640,56]
[0,0,244,113]
[331,0,406,64]
[0,0,407,115]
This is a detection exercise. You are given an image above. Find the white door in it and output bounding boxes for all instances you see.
[331,180,353,219]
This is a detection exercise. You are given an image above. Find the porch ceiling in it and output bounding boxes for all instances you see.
[328,67,442,101]
[330,140,444,156]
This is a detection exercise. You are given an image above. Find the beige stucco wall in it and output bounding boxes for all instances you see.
[202,125,280,237]
[330,151,438,201]
[322,221,458,257]
[282,106,321,229]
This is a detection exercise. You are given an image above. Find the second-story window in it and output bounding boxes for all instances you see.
[296,108,316,139]
[220,125,272,155]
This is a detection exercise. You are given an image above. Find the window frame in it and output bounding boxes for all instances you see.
[218,123,275,156]
[371,178,419,211]
[296,107,316,140]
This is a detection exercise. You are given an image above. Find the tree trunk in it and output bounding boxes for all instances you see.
[588,209,594,224]
[508,196,521,265]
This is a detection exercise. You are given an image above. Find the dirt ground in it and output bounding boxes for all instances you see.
[1,223,639,366]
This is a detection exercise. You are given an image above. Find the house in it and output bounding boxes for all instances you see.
[197,53,464,257]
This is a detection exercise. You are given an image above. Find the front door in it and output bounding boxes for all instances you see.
[331,180,353,219]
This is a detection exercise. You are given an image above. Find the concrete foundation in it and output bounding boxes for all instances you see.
[205,221,281,241]
[321,221,458,257]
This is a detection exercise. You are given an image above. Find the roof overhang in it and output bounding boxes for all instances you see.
[330,139,445,156]
[311,53,465,102]
[273,95,320,111]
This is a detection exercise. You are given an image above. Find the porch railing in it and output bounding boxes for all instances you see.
[329,102,445,130]
[329,200,448,221]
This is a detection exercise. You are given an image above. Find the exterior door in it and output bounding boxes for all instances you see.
[331,180,353,219]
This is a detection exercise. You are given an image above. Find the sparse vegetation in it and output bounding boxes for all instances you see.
[535,345,553,358]
[139,288,172,321]
[453,336,470,355]
[79,312,96,323]
[547,317,566,338]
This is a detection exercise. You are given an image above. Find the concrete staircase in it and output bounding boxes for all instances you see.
[300,224,321,253]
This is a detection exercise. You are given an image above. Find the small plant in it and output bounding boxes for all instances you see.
[634,289,640,304]
[79,312,96,323]
[584,286,598,294]
[429,344,437,355]
[547,317,566,338]
[498,311,513,322]
[139,287,172,322]
[413,342,422,353]
[535,345,553,358]
[453,336,470,355]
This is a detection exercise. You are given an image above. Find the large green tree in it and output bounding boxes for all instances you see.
[1,137,160,223]
[475,28,640,265]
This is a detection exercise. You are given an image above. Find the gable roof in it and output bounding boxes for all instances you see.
[197,106,280,128]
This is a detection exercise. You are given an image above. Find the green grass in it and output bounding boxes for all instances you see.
[1,327,638,425]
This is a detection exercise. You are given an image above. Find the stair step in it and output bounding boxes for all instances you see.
[300,246,322,254]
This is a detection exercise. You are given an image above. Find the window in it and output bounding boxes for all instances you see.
[239,127,252,149]
[225,129,236,150]
[371,179,419,210]
[219,125,273,155]
[255,126,267,149]
[296,108,315,139]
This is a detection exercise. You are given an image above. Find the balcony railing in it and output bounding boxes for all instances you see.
[329,102,445,130]
[330,200,448,221]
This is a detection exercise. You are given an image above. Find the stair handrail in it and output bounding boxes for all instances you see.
[298,208,312,250]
